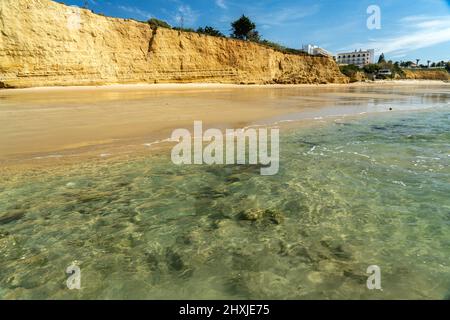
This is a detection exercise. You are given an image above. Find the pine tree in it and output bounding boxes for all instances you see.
[378,53,386,64]
[231,15,257,41]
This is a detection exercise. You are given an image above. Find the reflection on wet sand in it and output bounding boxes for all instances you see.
[1,83,449,166]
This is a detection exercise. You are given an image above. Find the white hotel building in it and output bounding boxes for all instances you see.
[335,49,375,67]
[302,44,333,57]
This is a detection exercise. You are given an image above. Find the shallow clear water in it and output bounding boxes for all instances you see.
[0,107,449,299]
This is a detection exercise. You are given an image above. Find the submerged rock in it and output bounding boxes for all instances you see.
[239,209,285,225]
[164,248,193,278]
[166,249,184,271]
[239,209,265,221]
[0,210,25,225]
[320,239,352,261]
[77,192,112,203]
[225,176,241,184]
[176,230,202,246]
[193,186,230,200]
[342,268,368,285]
[266,209,285,225]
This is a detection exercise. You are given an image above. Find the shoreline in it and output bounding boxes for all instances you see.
[0,79,449,93]
[1,81,449,172]
[0,103,443,174]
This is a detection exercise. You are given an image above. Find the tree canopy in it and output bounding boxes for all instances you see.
[378,53,386,64]
[363,63,381,74]
[339,64,360,78]
[231,15,257,40]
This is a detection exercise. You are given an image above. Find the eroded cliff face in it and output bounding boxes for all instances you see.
[0,0,348,88]
[403,69,450,81]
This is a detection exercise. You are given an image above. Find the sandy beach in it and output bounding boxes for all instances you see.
[1,80,449,169]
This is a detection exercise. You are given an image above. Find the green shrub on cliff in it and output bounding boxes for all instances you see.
[197,26,225,38]
[446,62,450,73]
[392,62,405,78]
[340,64,360,78]
[258,40,305,55]
[173,27,196,33]
[148,18,172,29]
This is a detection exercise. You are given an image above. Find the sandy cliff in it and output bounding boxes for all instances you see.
[403,69,450,81]
[0,0,348,88]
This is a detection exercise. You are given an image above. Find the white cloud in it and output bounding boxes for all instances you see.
[250,4,320,27]
[174,5,199,26]
[118,5,152,20]
[391,53,407,59]
[216,0,227,9]
[344,15,450,56]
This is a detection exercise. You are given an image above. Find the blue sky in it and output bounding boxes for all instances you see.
[63,0,450,62]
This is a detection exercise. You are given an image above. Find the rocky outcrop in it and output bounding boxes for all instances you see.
[403,69,450,81]
[0,0,348,88]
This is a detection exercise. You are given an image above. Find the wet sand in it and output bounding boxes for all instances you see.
[1,81,449,168]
